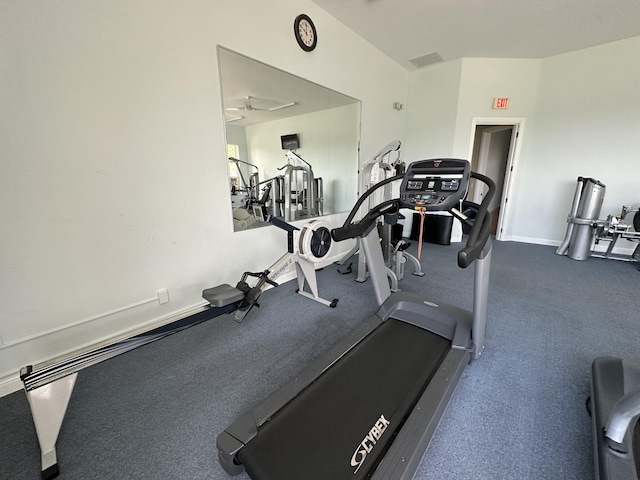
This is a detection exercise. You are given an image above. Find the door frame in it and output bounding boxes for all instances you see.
[466,117,526,241]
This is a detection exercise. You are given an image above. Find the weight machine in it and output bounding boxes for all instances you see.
[272,151,323,222]
[591,204,640,265]
[229,152,324,226]
[338,140,424,290]
[556,176,639,267]
[229,157,260,210]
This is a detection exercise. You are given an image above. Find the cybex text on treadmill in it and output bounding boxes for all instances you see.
[350,414,391,473]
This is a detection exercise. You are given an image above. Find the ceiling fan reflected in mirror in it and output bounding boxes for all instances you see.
[225,115,244,123]
[225,95,297,112]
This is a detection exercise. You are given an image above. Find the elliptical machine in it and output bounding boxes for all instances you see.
[337,140,424,290]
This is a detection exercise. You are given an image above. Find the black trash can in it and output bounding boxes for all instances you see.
[410,213,453,245]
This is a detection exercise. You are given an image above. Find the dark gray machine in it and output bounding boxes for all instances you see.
[217,158,495,480]
[590,357,640,480]
[557,176,640,266]
[556,176,606,260]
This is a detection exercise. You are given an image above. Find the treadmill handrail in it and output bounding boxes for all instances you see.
[457,171,496,268]
[332,170,496,269]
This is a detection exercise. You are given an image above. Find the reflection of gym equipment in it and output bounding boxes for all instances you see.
[229,157,260,210]
[265,176,284,217]
[273,151,323,222]
[203,205,337,322]
[232,207,256,231]
[230,152,324,223]
[337,140,423,290]
[217,158,496,480]
[589,356,640,480]
[556,176,639,266]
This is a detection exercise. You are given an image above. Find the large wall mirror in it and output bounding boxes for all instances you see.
[217,46,361,231]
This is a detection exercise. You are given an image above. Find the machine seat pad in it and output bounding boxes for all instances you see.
[202,284,245,307]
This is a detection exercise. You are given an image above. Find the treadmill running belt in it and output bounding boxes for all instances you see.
[238,319,450,480]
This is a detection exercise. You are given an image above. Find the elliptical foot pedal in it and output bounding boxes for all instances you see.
[396,240,411,251]
[202,284,245,307]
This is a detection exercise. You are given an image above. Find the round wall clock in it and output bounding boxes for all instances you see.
[294,14,317,52]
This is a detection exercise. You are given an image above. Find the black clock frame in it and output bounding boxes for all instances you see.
[294,14,317,52]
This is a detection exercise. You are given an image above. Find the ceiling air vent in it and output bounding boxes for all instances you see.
[409,52,443,69]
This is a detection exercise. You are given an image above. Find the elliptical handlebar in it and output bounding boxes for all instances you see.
[332,199,400,242]
[344,174,401,226]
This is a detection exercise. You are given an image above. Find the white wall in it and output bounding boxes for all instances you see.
[452,58,543,157]
[511,36,640,243]
[0,0,408,393]
[404,60,463,160]
[225,124,249,160]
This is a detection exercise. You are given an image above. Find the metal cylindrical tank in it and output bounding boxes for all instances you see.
[567,178,606,260]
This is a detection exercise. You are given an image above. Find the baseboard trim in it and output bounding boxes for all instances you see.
[501,235,561,247]
[0,253,351,399]
[0,374,22,397]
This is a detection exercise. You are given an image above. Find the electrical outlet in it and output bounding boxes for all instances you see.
[157,288,170,305]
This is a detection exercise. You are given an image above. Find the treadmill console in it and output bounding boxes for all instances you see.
[400,159,471,212]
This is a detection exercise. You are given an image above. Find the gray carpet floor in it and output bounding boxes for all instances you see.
[1,239,639,479]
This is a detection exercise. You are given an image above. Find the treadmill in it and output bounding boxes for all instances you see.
[217,158,496,480]
[591,357,640,479]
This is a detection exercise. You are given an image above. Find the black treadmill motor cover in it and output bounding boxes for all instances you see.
[238,319,450,480]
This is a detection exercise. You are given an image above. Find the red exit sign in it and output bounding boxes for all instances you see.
[493,97,510,109]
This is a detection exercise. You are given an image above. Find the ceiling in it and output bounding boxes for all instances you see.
[220,2,640,127]
[311,0,640,71]
[219,47,359,127]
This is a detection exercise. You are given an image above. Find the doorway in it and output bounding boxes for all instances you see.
[467,118,524,241]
